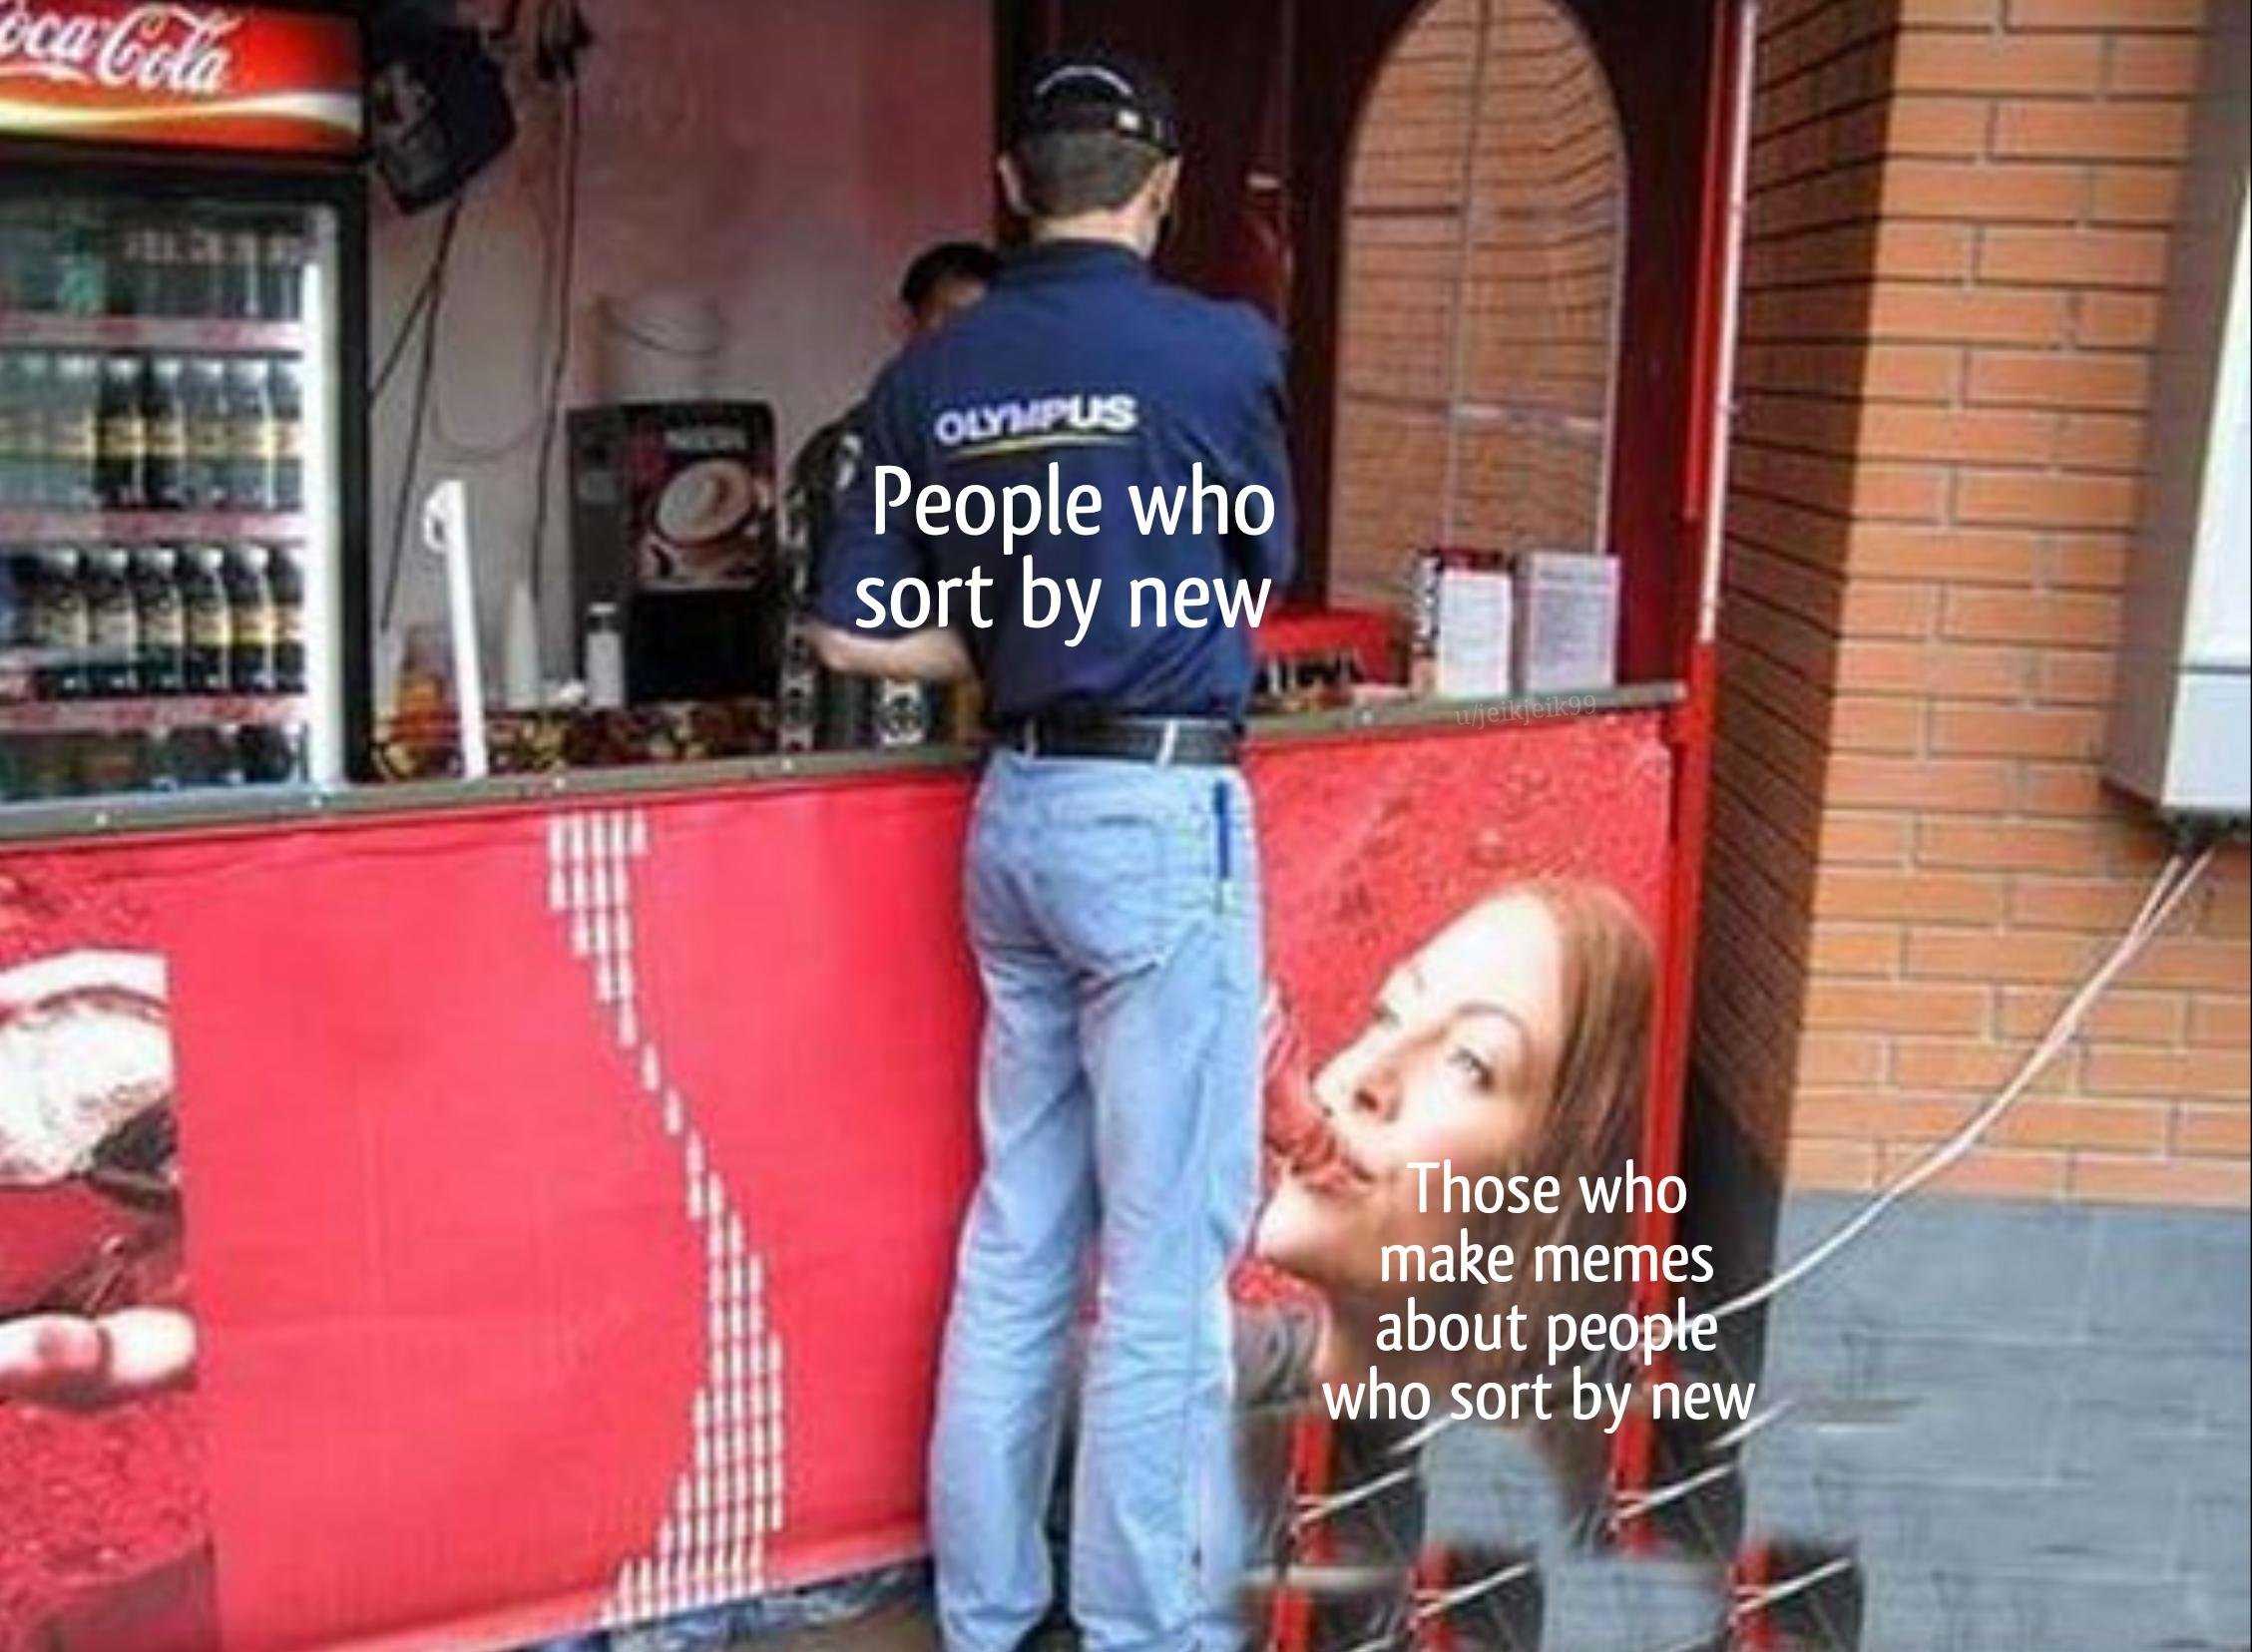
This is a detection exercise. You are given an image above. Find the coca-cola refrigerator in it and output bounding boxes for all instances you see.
[0,0,366,810]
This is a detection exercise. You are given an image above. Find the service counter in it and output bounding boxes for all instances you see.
[0,681,1693,1650]
[0,681,1684,847]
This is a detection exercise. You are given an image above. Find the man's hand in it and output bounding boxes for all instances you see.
[0,1308,197,1410]
[804,620,975,683]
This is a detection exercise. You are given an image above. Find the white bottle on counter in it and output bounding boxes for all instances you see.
[585,603,627,709]
[503,578,543,710]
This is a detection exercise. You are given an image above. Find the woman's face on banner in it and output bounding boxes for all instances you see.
[1255,892,1571,1293]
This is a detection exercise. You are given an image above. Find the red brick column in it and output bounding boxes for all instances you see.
[1697,0,2248,1206]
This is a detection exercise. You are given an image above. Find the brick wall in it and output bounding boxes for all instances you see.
[1330,0,1622,609]
[1696,0,2250,1207]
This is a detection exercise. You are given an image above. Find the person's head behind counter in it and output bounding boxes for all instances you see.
[897,240,999,338]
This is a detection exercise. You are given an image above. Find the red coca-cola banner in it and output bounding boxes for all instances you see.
[0,1,361,156]
[0,712,1673,1651]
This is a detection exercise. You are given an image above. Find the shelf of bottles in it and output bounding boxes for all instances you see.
[1,196,314,804]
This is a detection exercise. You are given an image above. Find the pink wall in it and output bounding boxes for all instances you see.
[370,0,996,695]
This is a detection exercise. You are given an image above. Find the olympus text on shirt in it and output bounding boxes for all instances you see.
[932,392,1139,459]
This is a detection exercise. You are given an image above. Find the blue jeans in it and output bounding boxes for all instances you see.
[931,749,1262,1651]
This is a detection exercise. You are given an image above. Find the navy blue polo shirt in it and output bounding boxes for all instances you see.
[806,239,1295,724]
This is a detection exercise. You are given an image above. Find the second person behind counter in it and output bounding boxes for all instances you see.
[785,240,1000,750]
[789,240,1000,562]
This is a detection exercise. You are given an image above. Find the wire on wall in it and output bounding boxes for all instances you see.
[526,67,584,611]
[373,219,451,405]
[378,194,468,634]
[1702,829,2221,1332]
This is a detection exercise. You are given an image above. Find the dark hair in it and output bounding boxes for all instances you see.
[899,241,1001,313]
[1009,130,1164,218]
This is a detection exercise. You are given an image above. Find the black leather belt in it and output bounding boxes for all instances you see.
[998,713,1241,766]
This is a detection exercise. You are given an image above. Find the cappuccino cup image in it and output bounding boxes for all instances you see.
[641,460,768,586]
[656,459,755,546]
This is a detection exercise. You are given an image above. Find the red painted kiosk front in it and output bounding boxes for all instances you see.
[0,3,1752,1647]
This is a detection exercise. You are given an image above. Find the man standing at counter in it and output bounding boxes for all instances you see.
[803,51,1294,1652]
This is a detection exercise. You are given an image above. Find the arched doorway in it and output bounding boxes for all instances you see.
[1329,0,1626,612]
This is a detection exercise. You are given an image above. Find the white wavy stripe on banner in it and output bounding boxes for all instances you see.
[542,807,787,1629]
[0,87,359,136]
[0,63,84,85]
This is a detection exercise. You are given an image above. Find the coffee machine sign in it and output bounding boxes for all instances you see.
[669,427,751,456]
[0,0,362,154]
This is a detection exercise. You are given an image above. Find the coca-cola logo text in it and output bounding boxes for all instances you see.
[0,2,241,100]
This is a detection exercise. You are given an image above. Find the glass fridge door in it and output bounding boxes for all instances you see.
[0,187,343,807]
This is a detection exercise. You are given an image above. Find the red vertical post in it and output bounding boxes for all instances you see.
[1611,0,1757,1535]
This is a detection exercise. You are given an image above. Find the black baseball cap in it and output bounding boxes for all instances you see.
[1013,50,1180,156]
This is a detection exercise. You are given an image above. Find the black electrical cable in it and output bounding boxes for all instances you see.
[378,193,466,633]
[526,70,582,610]
[372,223,450,404]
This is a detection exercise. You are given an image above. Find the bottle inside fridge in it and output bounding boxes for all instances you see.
[0,190,338,808]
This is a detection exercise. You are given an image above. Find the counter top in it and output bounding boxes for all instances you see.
[0,680,1685,847]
